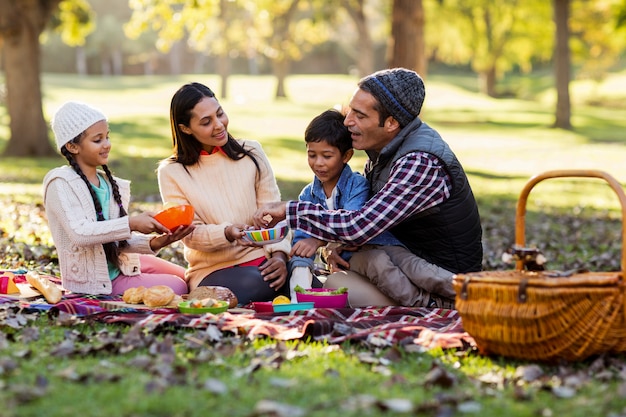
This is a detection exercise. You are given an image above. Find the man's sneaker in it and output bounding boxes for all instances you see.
[427,294,455,309]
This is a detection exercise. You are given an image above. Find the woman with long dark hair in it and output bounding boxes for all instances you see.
[157,82,290,305]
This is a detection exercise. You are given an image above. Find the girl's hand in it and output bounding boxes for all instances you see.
[129,212,171,234]
[259,252,288,290]
[149,224,195,251]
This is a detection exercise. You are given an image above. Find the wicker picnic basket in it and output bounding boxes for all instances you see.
[453,170,626,362]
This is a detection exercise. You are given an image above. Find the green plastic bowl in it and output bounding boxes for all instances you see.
[178,300,228,314]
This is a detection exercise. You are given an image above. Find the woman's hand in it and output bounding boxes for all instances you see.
[259,252,288,290]
[149,224,195,251]
[224,223,248,243]
[129,212,171,234]
[253,202,288,228]
[290,237,324,258]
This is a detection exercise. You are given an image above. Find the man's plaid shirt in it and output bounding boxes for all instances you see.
[287,152,451,245]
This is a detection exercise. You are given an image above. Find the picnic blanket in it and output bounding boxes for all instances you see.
[82,306,473,349]
[1,270,475,351]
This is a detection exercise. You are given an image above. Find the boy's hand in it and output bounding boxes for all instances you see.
[290,237,324,258]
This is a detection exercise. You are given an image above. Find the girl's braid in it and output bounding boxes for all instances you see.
[102,165,129,249]
[61,146,124,268]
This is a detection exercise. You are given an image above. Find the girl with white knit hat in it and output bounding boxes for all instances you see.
[43,101,194,296]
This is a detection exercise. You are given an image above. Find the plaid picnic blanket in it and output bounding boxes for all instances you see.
[1,270,475,350]
[81,306,473,350]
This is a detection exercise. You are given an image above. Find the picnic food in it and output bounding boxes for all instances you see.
[295,286,349,308]
[272,295,291,305]
[122,286,146,304]
[142,285,176,307]
[189,297,221,308]
[26,271,62,304]
[294,285,348,295]
[188,285,238,308]
[0,272,19,295]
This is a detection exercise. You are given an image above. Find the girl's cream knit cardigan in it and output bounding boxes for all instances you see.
[43,166,156,295]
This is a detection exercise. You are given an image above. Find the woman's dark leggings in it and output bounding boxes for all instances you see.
[198,265,287,306]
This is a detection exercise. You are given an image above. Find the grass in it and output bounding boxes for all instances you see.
[2,71,626,416]
[3,71,626,205]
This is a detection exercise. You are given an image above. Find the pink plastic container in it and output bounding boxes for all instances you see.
[296,288,349,308]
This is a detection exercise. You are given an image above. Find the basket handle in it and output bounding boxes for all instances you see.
[515,169,626,272]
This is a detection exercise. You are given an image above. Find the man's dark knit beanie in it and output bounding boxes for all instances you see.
[358,68,425,127]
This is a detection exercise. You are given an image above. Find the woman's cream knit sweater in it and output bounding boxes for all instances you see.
[157,140,291,290]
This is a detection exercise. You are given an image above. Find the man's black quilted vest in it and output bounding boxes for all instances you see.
[364,117,483,273]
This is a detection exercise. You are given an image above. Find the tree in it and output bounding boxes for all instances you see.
[1,0,60,156]
[126,0,334,99]
[553,0,571,129]
[387,0,427,76]
[427,0,552,97]
[340,0,375,77]
[0,0,93,156]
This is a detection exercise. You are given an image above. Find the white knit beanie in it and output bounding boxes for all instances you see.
[51,101,107,150]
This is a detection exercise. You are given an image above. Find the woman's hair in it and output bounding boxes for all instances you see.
[61,135,128,269]
[167,82,259,171]
[304,109,352,155]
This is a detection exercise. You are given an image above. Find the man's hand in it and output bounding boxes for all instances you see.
[253,202,288,228]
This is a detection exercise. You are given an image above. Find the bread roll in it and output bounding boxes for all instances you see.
[26,271,62,304]
[188,286,238,308]
[122,286,146,304]
[142,285,175,307]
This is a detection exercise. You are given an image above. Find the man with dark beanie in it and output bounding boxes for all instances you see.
[254,68,483,308]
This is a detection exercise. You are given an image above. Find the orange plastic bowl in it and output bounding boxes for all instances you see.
[154,205,194,231]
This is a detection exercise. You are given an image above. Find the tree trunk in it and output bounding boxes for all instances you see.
[0,0,58,157]
[217,0,230,99]
[553,0,572,129]
[274,59,290,98]
[387,0,426,77]
[217,53,230,100]
[270,0,299,99]
[169,41,182,76]
[76,46,87,76]
[479,66,498,97]
[341,0,374,77]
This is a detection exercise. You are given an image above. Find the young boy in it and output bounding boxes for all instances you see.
[288,109,456,308]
